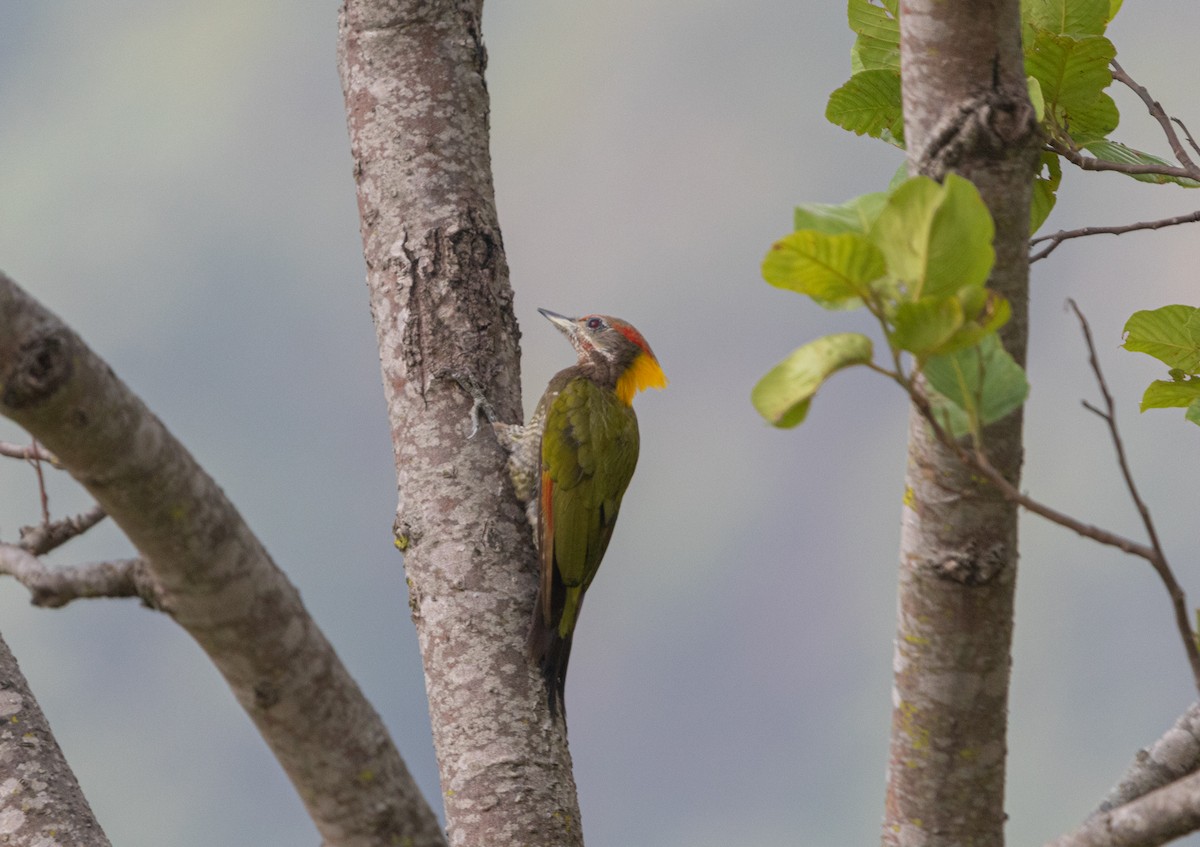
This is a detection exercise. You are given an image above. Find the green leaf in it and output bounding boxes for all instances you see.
[1031,150,1063,232]
[1021,0,1109,35]
[1027,76,1045,122]
[1066,92,1120,143]
[877,127,905,150]
[826,70,904,142]
[1025,31,1117,142]
[1108,0,1123,22]
[753,333,874,427]
[1139,377,1200,411]
[923,335,1029,438]
[939,290,1013,356]
[1123,305,1200,371]
[1187,399,1200,426]
[1084,140,1200,187]
[891,288,1011,360]
[849,0,900,73]
[891,297,965,358]
[762,231,886,309]
[1026,32,1114,107]
[869,174,996,300]
[793,192,888,235]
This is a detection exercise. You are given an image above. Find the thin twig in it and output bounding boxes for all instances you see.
[0,440,59,464]
[18,504,108,556]
[889,365,1158,559]
[899,325,1200,692]
[970,446,1158,560]
[876,286,1200,689]
[1048,139,1200,182]
[1111,60,1200,176]
[1030,210,1200,263]
[1066,298,1200,691]
[26,443,51,525]
[1173,117,1200,159]
[0,544,166,610]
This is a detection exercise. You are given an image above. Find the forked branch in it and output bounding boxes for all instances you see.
[1049,138,1200,182]
[1045,61,1200,183]
[1045,769,1200,847]
[18,503,108,556]
[1111,60,1200,175]
[0,546,163,609]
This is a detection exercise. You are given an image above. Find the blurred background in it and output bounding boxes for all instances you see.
[2,2,1200,845]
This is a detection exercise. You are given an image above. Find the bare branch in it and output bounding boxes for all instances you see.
[1111,60,1200,175]
[899,377,1157,562]
[1029,210,1200,263]
[0,272,444,846]
[28,442,50,524]
[1045,769,1200,847]
[1097,700,1200,816]
[1172,117,1200,159]
[18,503,107,556]
[1068,299,1200,692]
[0,545,164,609]
[0,440,58,464]
[1048,139,1200,182]
[885,291,1200,692]
[964,446,1157,560]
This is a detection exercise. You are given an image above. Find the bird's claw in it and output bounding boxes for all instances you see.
[438,370,498,439]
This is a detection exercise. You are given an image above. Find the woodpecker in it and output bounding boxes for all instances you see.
[494,308,666,717]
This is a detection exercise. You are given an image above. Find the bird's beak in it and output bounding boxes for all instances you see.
[538,308,576,340]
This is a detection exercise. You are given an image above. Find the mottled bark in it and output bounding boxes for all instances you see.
[0,632,110,847]
[1097,700,1200,815]
[0,273,442,847]
[884,2,1040,846]
[0,546,162,609]
[337,1,583,845]
[1047,770,1200,847]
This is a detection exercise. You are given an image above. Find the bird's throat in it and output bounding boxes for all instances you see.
[615,351,668,406]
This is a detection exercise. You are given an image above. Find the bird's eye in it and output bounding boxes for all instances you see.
[586,317,604,330]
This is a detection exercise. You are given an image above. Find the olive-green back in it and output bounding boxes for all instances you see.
[540,375,640,635]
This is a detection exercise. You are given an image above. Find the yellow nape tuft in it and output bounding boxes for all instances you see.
[616,351,668,406]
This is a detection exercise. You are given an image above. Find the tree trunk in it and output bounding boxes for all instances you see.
[0,632,110,847]
[337,1,584,844]
[884,2,1039,845]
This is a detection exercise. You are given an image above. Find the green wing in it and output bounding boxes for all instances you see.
[540,377,640,636]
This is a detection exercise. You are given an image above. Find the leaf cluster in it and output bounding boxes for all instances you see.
[765,0,1200,445]
[1124,305,1200,425]
[826,0,1195,235]
[753,175,1027,436]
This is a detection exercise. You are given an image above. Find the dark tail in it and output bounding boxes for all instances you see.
[528,607,573,720]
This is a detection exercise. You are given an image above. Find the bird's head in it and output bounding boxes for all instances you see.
[539,308,667,405]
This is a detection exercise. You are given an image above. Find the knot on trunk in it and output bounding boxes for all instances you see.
[916,90,1041,177]
[2,329,74,410]
[929,539,1010,585]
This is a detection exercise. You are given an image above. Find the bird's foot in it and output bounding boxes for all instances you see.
[437,370,498,438]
